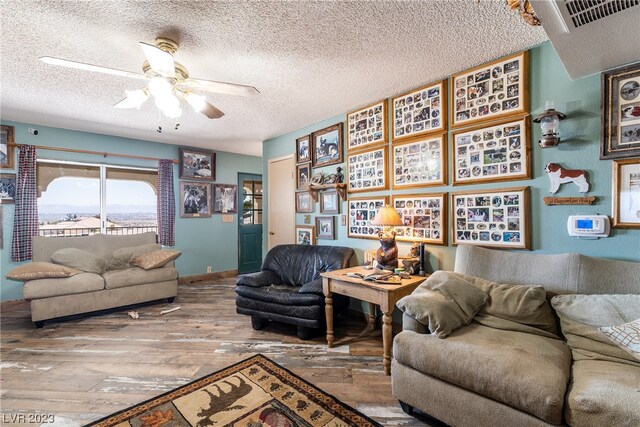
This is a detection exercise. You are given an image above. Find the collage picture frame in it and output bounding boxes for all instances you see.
[612,158,640,228]
[451,187,530,249]
[180,181,212,218]
[347,146,388,193]
[392,134,446,189]
[392,80,447,141]
[347,99,387,152]
[311,123,344,168]
[451,51,529,128]
[296,225,315,245]
[347,196,388,239]
[452,115,530,185]
[392,193,447,245]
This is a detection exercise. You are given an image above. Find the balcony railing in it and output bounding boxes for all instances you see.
[38,226,158,237]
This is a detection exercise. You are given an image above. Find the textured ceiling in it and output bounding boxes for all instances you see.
[0,1,547,157]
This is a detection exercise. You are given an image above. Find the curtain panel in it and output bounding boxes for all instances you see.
[157,159,175,246]
[11,145,38,262]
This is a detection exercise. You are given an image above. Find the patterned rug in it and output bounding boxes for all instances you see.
[88,354,382,427]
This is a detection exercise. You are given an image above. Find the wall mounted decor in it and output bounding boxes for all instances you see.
[393,134,446,189]
[0,125,15,170]
[213,184,238,213]
[347,196,388,239]
[533,101,567,148]
[612,158,640,228]
[0,173,16,204]
[601,62,640,159]
[543,196,597,206]
[452,116,530,185]
[451,187,530,249]
[451,51,529,128]
[180,181,212,218]
[347,100,387,151]
[179,147,215,180]
[316,216,336,240]
[296,134,311,163]
[295,191,314,213]
[392,80,447,141]
[545,163,589,193]
[312,123,344,168]
[296,163,311,190]
[296,225,315,245]
[391,193,447,245]
[347,146,388,193]
[320,190,340,214]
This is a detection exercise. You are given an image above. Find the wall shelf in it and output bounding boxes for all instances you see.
[306,183,347,201]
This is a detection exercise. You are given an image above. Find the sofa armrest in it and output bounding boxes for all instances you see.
[236,270,281,288]
[402,312,430,334]
[298,278,323,295]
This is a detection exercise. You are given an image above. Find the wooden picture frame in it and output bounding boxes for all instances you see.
[452,115,531,185]
[0,173,16,204]
[316,216,336,240]
[320,190,340,214]
[296,134,311,163]
[347,196,388,239]
[612,158,640,228]
[451,51,529,129]
[180,181,212,218]
[1,125,15,170]
[296,225,316,245]
[392,134,447,189]
[392,193,447,245]
[213,184,238,214]
[296,163,311,190]
[179,147,216,181]
[451,186,530,249]
[392,80,447,141]
[347,99,388,152]
[347,146,388,193]
[295,191,314,213]
[601,62,640,159]
[312,123,344,168]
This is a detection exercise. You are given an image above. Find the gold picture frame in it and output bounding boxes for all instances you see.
[392,192,447,245]
[392,133,447,189]
[347,196,388,240]
[347,146,388,193]
[311,123,344,168]
[346,99,388,152]
[612,158,640,228]
[392,79,447,142]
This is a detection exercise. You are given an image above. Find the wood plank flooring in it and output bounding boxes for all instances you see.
[0,278,433,426]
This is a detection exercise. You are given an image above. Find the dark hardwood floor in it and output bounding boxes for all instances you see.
[0,278,432,426]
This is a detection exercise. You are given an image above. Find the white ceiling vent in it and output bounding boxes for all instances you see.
[532,0,640,78]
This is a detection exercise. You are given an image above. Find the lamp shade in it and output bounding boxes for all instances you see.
[371,205,403,226]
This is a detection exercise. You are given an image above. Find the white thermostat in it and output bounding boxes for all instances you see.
[567,215,610,238]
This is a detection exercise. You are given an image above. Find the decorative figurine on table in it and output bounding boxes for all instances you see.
[371,205,404,271]
[401,242,421,275]
[545,163,589,193]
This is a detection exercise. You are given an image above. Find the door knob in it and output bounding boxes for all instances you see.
[269,232,275,235]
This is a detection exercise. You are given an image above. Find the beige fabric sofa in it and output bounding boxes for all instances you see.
[392,245,640,427]
[24,232,178,328]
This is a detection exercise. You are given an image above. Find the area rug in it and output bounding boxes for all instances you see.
[87,354,382,427]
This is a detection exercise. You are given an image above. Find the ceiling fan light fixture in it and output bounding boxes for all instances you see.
[148,76,173,99]
[185,92,207,112]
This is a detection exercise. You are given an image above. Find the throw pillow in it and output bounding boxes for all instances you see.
[108,243,160,270]
[599,319,640,361]
[5,262,82,281]
[51,248,108,275]
[131,249,181,270]
[396,271,488,338]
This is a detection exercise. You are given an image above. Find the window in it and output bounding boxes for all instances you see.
[242,179,263,224]
[37,160,157,237]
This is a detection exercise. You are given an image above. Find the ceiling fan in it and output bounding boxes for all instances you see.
[40,37,259,120]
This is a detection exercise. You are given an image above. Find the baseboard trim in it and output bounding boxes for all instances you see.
[178,270,238,285]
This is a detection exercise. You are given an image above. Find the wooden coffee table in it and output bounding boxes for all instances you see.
[321,266,427,375]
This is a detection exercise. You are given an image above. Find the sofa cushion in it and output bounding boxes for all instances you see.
[131,249,181,270]
[102,266,178,290]
[551,294,640,367]
[6,262,82,281]
[236,284,324,306]
[599,319,640,361]
[23,273,105,299]
[51,248,108,274]
[565,360,640,427]
[108,243,160,270]
[393,324,571,424]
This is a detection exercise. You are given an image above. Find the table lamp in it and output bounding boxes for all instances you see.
[371,205,403,270]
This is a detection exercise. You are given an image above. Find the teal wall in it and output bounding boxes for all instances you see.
[0,121,262,301]
[262,42,640,276]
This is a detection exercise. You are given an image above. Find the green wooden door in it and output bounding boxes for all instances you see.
[238,173,263,274]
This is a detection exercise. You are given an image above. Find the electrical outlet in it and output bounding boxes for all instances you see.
[206,266,212,273]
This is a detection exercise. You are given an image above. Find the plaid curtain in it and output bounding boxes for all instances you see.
[157,159,175,246]
[11,145,38,262]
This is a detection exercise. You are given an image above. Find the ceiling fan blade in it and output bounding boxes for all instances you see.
[113,89,149,109]
[183,78,259,97]
[40,57,147,80]
[139,42,175,78]
[200,101,225,119]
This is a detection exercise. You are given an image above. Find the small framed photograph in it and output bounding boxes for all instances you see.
[179,148,215,180]
[392,193,447,245]
[451,51,529,128]
[0,173,16,204]
[1,125,15,170]
[213,184,238,213]
[316,216,336,240]
[347,196,388,239]
[296,225,315,245]
[451,187,530,249]
[296,163,311,190]
[180,181,212,218]
[601,63,640,159]
[392,80,447,141]
[452,116,530,185]
[296,191,314,213]
[347,99,387,151]
[612,158,640,228]
[312,123,344,168]
[392,134,447,189]
[347,146,388,193]
[296,135,311,163]
[320,190,340,214]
